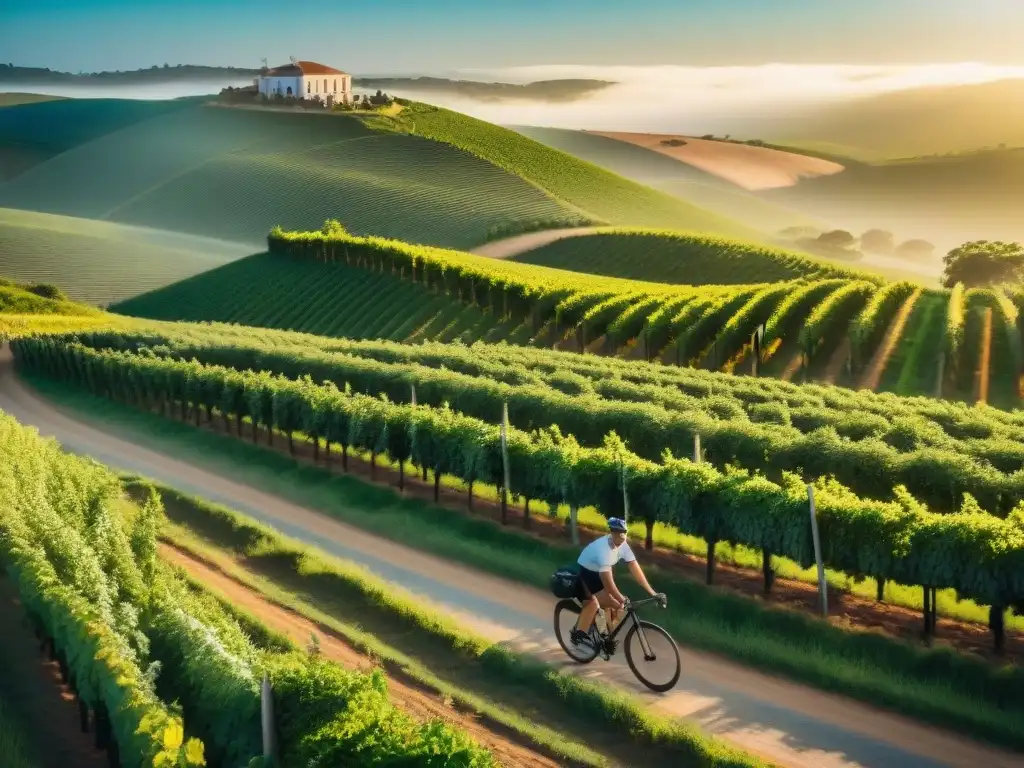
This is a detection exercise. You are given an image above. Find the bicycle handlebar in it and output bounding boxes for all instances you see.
[623,593,667,609]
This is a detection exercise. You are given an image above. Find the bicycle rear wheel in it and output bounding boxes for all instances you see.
[553,599,600,663]
[624,620,681,692]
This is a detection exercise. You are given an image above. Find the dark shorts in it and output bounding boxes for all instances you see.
[577,566,605,598]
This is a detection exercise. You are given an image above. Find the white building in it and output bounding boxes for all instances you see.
[257,60,352,105]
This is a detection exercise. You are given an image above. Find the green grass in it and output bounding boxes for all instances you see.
[369,102,761,241]
[113,251,531,343]
[26,376,1024,753]
[0,689,42,768]
[150,489,766,768]
[0,207,253,305]
[510,227,871,285]
[0,103,583,249]
[0,97,188,152]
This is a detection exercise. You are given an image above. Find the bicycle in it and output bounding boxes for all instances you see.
[553,593,681,692]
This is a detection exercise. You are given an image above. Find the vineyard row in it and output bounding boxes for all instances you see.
[13,338,1024,654]
[62,328,1024,516]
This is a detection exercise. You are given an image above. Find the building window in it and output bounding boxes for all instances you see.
[333,79,337,92]
[307,81,311,94]
[286,86,292,96]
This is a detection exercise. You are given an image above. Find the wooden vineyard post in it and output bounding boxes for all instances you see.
[500,402,510,525]
[569,505,579,545]
[261,672,278,762]
[693,433,701,464]
[621,460,630,525]
[808,484,828,618]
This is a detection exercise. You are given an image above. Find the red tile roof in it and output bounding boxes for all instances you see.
[265,60,348,77]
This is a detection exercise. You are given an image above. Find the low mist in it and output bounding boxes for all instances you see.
[398,62,1024,136]
[0,79,255,101]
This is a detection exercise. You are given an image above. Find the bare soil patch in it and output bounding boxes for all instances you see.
[590,132,845,191]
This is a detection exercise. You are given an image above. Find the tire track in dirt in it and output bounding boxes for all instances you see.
[976,307,993,404]
[859,289,923,391]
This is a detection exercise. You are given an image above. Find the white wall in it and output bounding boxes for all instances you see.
[258,73,352,103]
[259,76,302,98]
[299,74,352,103]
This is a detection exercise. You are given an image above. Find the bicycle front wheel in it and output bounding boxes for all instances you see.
[624,620,681,692]
[553,599,600,664]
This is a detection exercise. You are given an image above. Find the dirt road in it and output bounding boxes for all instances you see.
[0,349,1019,768]
[470,227,603,259]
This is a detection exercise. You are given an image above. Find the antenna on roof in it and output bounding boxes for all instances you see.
[261,57,268,68]
[289,56,297,64]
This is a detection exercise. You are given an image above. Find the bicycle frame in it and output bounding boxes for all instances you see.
[578,595,662,659]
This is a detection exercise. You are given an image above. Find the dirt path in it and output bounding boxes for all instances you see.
[821,337,851,384]
[780,350,804,381]
[0,352,1020,768]
[470,227,604,260]
[158,544,563,768]
[0,577,107,768]
[587,133,845,191]
[976,308,993,404]
[859,289,922,391]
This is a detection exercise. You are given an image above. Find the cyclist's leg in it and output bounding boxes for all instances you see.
[574,567,607,641]
[577,594,599,633]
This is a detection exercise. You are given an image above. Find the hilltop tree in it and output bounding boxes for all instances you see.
[860,229,894,255]
[895,239,936,260]
[942,240,1024,288]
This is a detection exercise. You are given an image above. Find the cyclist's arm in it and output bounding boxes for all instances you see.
[627,560,658,596]
[599,569,626,604]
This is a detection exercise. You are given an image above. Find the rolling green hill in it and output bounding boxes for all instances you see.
[0,102,586,249]
[0,97,192,180]
[0,99,754,251]
[509,228,874,285]
[510,125,826,234]
[367,102,761,241]
[0,207,253,304]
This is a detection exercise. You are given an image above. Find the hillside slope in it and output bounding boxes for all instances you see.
[0,102,582,249]
[0,97,191,179]
[0,207,253,304]
[371,103,761,241]
[510,125,826,234]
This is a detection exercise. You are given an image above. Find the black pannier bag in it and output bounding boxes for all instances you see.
[550,563,580,598]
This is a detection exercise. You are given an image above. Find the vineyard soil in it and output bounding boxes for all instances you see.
[0,577,107,768]
[158,543,567,768]
[1,353,1021,768]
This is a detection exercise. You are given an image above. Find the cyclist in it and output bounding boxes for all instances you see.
[570,517,662,649]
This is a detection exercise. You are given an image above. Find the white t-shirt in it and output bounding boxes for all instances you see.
[577,535,636,573]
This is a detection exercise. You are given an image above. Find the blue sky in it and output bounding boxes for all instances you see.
[2,0,1022,74]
